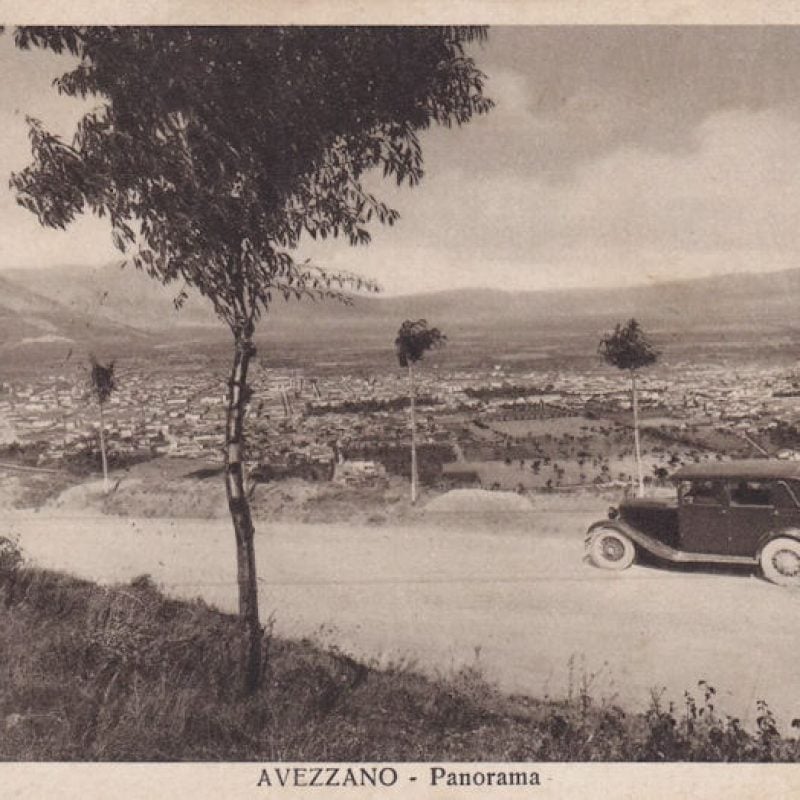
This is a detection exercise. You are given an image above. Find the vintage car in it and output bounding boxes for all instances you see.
[585,460,800,585]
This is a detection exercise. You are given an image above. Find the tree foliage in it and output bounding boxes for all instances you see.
[395,319,447,368]
[12,26,493,333]
[89,355,115,404]
[598,318,659,372]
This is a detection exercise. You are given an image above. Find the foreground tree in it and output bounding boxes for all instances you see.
[89,355,115,493]
[598,318,659,497]
[13,26,491,691]
[395,319,446,504]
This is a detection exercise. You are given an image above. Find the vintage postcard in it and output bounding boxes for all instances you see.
[1,2,800,798]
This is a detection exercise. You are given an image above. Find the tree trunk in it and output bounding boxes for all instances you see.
[225,331,262,694]
[631,370,644,498]
[408,362,418,505]
[98,401,109,494]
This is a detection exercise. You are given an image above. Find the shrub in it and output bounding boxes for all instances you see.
[0,535,23,575]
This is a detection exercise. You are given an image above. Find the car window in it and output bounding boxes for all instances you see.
[681,479,724,506]
[729,480,773,507]
[782,481,800,507]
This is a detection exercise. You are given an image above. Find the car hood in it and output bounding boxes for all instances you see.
[619,498,677,510]
[617,497,680,548]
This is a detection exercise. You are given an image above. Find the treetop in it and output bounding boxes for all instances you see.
[89,354,115,404]
[598,318,659,372]
[395,318,447,367]
[12,27,493,334]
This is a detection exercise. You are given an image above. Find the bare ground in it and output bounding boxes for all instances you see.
[33,457,424,525]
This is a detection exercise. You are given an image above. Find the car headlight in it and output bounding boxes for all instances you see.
[608,506,619,520]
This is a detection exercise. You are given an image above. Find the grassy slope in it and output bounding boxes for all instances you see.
[1,557,799,762]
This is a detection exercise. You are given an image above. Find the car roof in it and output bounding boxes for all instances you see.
[673,459,800,481]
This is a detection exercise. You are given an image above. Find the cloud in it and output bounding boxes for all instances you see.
[542,107,800,256]
[5,28,800,297]
[302,107,800,293]
[486,67,535,122]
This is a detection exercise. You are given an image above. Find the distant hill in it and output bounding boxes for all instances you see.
[0,269,150,353]
[3,262,217,331]
[1,262,799,355]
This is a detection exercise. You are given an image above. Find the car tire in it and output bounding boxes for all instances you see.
[760,537,800,587]
[587,527,636,571]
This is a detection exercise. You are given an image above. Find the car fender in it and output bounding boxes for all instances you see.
[586,519,645,546]
[756,527,800,558]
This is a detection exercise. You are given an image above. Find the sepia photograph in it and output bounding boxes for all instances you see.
[2,10,800,796]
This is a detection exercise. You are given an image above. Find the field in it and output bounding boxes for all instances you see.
[489,416,594,438]
[443,412,729,493]
[444,454,649,492]
[638,415,690,428]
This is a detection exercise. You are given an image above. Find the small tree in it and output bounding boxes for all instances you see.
[13,26,491,692]
[395,319,446,503]
[89,355,115,493]
[598,318,659,497]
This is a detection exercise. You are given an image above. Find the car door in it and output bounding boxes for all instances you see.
[726,480,791,557]
[678,479,729,553]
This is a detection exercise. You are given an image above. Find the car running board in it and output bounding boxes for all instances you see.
[589,520,759,566]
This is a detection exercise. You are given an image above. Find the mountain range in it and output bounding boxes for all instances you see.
[0,261,798,357]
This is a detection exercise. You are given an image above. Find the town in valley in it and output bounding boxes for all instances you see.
[2,334,799,502]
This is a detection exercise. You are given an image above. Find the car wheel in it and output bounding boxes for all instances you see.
[760,537,800,586]
[587,528,636,571]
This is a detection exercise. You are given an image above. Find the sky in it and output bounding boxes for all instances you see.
[2,26,800,294]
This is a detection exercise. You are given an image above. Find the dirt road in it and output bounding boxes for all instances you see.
[9,508,800,727]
